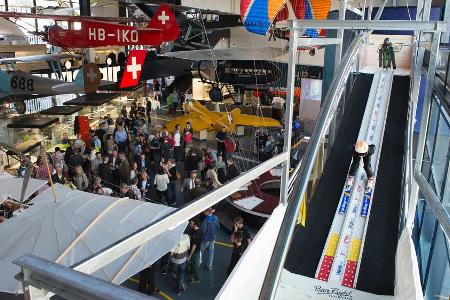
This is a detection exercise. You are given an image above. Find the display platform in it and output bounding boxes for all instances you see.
[39,106,83,115]
[63,93,121,106]
[7,116,59,129]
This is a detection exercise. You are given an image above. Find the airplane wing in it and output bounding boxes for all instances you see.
[0,11,144,23]
[163,47,288,61]
[234,112,282,128]
[0,53,82,64]
[166,115,211,133]
[122,0,239,16]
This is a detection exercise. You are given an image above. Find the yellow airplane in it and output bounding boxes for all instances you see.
[166,100,281,132]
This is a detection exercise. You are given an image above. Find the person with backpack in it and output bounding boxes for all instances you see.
[183,122,193,153]
[200,207,220,271]
[224,136,236,162]
[216,127,228,157]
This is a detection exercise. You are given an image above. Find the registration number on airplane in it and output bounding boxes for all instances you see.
[88,28,139,43]
[10,76,34,91]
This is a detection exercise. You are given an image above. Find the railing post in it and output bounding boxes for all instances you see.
[280,22,299,205]
[409,31,441,225]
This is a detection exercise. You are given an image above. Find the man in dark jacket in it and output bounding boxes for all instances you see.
[199,207,220,271]
[68,149,86,178]
[188,218,202,283]
[184,150,201,178]
[118,183,136,199]
[227,231,245,275]
[226,159,240,182]
[138,171,152,201]
[137,153,150,173]
[98,156,113,189]
[118,152,130,184]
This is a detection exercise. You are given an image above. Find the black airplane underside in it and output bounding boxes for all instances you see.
[134,2,239,51]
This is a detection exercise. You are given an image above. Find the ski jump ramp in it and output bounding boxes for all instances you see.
[315,69,395,288]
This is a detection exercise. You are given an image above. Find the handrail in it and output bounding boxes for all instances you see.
[259,31,368,299]
[414,168,450,240]
[14,254,156,300]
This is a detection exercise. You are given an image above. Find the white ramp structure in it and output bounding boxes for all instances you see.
[316,69,394,287]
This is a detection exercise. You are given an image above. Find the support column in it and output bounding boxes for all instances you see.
[4,0,8,11]
[79,0,91,61]
[119,2,128,54]
[409,0,437,224]
[329,0,347,148]
[32,0,38,34]
[79,0,90,16]
[410,32,441,220]
[280,25,299,205]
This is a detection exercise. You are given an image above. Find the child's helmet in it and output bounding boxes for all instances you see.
[355,140,369,154]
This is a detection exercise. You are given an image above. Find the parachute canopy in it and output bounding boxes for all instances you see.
[241,0,286,35]
[275,0,331,37]
[240,0,331,37]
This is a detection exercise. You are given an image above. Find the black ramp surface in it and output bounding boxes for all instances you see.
[356,75,410,295]
[285,73,373,277]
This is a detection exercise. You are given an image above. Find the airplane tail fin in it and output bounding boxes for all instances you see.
[74,63,101,94]
[119,50,147,89]
[148,5,179,40]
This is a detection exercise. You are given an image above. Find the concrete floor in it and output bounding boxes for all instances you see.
[124,229,233,300]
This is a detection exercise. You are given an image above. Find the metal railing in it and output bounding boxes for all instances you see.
[414,168,450,240]
[14,255,156,300]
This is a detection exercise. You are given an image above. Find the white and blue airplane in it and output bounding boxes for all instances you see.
[0,53,102,114]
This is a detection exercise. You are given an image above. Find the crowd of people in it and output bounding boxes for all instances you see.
[5,97,255,296]
[23,99,242,207]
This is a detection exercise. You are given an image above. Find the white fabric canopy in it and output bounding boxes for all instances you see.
[28,182,73,205]
[0,183,186,293]
[0,173,47,203]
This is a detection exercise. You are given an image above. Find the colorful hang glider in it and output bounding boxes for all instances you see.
[276,0,331,37]
[166,100,281,133]
[241,0,286,35]
[240,0,331,37]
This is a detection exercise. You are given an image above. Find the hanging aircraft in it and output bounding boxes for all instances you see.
[0,5,179,49]
[128,1,242,51]
[0,54,102,114]
[165,99,281,133]
[49,5,179,48]
[119,49,281,102]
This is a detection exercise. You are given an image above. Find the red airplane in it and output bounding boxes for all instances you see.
[47,5,179,48]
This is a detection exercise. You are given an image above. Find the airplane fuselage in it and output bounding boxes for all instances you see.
[48,19,178,48]
[0,70,62,99]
